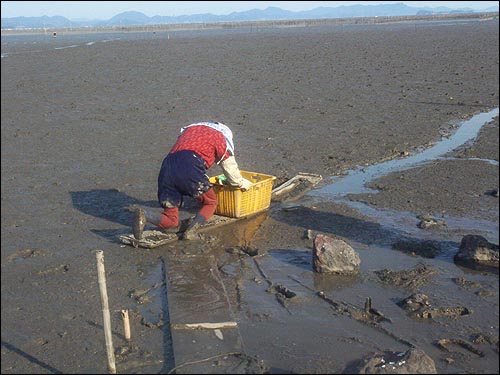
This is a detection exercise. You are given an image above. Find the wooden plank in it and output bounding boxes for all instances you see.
[164,254,244,374]
[165,255,236,324]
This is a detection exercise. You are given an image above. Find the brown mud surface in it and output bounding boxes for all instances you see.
[1,18,499,374]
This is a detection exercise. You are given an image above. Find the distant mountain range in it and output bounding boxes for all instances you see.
[2,3,499,30]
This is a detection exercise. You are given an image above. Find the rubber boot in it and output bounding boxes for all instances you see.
[133,208,146,240]
[156,207,180,233]
[181,214,207,240]
[197,189,218,220]
[143,207,180,233]
[131,206,179,239]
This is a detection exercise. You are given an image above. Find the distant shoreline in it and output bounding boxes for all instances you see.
[2,11,498,36]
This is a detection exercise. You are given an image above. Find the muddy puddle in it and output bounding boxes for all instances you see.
[133,201,497,373]
[215,235,498,373]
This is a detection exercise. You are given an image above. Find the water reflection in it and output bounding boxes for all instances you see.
[313,273,360,292]
[216,211,270,247]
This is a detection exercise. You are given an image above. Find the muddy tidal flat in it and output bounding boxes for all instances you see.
[1,17,499,374]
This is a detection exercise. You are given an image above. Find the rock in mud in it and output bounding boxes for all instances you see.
[416,214,446,230]
[374,265,437,290]
[452,277,492,296]
[397,293,472,319]
[343,348,437,374]
[312,234,361,274]
[397,293,431,312]
[454,235,499,266]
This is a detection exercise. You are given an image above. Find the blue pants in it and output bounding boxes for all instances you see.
[157,150,212,208]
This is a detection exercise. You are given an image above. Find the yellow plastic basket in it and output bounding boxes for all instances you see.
[209,171,276,218]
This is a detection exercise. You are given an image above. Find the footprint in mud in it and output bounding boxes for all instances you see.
[6,248,45,263]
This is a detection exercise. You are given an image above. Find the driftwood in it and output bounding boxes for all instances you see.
[171,321,238,330]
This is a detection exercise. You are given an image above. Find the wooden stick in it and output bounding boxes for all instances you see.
[171,321,238,330]
[121,310,131,342]
[95,250,117,374]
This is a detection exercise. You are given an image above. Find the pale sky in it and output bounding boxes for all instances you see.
[1,1,498,19]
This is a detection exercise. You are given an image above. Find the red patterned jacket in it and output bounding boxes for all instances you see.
[169,125,231,169]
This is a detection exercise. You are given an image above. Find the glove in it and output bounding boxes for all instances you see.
[220,156,252,191]
[240,178,253,191]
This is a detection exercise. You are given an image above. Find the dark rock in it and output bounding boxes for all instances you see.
[454,235,499,266]
[416,214,446,230]
[397,293,472,319]
[397,293,431,312]
[485,188,499,197]
[416,306,472,319]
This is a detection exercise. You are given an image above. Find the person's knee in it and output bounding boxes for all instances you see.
[160,200,177,208]
[199,189,217,206]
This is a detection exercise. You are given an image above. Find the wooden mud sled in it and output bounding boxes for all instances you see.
[119,173,322,249]
[119,215,237,248]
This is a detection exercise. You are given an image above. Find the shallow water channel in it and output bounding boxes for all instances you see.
[315,107,499,198]
[308,107,500,244]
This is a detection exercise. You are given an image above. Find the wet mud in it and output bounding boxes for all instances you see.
[1,17,499,374]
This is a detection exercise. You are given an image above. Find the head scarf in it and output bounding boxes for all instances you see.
[180,121,235,156]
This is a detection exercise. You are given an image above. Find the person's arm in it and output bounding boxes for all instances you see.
[220,156,252,191]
